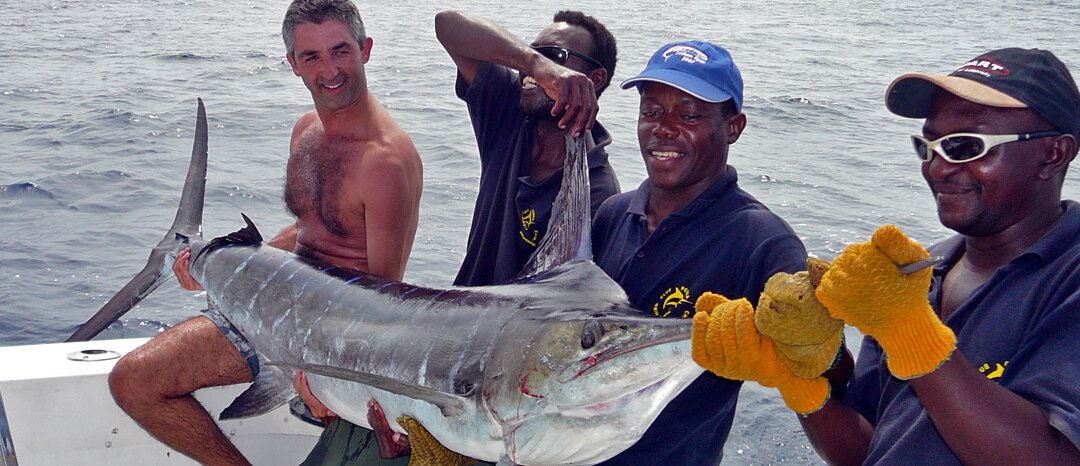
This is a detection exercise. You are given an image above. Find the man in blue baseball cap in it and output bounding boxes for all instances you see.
[592,41,808,464]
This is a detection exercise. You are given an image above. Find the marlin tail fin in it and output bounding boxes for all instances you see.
[67,98,209,341]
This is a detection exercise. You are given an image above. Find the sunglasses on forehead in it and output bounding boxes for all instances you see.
[532,45,604,70]
[911,131,1061,163]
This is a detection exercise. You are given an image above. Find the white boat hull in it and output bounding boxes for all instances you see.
[0,338,321,465]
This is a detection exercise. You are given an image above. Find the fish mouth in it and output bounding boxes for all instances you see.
[561,377,668,415]
[559,331,691,383]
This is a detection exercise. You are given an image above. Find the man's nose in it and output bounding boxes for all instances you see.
[319,58,337,78]
[651,114,678,138]
[925,151,963,179]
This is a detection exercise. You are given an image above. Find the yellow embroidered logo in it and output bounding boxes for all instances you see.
[654,286,693,318]
[519,208,539,247]
[978,361,1009,379]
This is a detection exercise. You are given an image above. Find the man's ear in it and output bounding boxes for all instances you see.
[727,113,747,144]
[589,67,608,96]
[361,37,373,64]
[1040,133,1078,180]
[286,53,301,76]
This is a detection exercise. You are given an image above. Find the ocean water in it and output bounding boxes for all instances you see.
[3,0,1080,463]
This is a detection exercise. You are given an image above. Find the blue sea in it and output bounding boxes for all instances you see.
[4,0,1080,463]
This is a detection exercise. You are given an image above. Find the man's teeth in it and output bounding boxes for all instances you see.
[325,81,343,89]
[651,151,683,161]
[523,76,538,90]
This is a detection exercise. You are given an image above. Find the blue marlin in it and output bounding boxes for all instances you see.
[70,100,702,464]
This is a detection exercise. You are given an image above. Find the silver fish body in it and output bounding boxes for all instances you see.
[73,100,704,464]
[189,235,701,464]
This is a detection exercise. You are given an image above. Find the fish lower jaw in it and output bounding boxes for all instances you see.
[559,378,667,417]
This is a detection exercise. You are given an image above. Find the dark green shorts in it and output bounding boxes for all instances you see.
[300,419,410,466]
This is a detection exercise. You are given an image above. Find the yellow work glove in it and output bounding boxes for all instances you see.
[692,293,830,415]
[396,416,476,466]
[816,224,956,379]
[754,258,844,378]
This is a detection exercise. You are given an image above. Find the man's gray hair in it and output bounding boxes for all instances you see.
[282,0,366,58]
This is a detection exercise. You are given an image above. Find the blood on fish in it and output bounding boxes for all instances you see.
[519,373,544,399]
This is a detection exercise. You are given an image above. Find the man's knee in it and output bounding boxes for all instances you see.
[108,316,242,409]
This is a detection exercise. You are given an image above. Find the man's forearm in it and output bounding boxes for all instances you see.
[798,347,872,465]
[434,10,539,74]
[799,399,874,465]
[912,352,1080,464]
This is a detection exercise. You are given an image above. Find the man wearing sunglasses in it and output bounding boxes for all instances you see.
[434,9,620,288]
[797,48,1080,463]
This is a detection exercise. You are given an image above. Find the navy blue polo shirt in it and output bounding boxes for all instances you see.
[842,200,1080,464]
[453,62,620,287]
[593,167,807,465]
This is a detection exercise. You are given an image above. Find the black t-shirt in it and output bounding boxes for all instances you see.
[453,62,620,287]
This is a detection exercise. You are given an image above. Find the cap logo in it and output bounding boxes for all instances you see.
[662,45,708,65]
[954,57,1011,78]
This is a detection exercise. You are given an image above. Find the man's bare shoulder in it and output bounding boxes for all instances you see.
[356,129,422,190]
[290,110,322,145]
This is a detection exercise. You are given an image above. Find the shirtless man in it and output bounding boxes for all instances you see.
[107,1,422,464]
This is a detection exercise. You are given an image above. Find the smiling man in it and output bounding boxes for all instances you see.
[591,41,807,464]
[107,1,423,464]
[798,48,1080,464]
[434,9,620,288]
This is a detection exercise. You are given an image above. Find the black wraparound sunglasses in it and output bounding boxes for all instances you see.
[532,45,603,70]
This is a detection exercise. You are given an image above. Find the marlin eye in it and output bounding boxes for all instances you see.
[581,321,603,349]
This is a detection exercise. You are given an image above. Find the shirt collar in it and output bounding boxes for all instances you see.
[933,200,1080,275]
[1022,200,1080,262]
[627,166,740,219]
[586,121,613,169]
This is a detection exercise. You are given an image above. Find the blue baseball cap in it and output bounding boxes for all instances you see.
[621,41,743,110]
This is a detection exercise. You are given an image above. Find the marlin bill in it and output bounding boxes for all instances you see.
[71,100,703,465]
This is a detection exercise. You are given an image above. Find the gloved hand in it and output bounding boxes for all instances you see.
[754,258,844,378]
[816,224,955,379]
[692,292,830,415]
[396,416,476,466]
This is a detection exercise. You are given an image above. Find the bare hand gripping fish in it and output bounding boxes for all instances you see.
[68,100,702,465]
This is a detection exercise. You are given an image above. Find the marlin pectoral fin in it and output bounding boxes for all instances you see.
[266,362,468,417]
[66,98,209,342]
[219,363,294,420]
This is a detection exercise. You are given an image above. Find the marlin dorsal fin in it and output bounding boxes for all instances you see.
[518,133,592,278]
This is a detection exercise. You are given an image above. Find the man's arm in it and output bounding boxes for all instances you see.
[798,347,874,466]
[433,10,597,136]
[815,225,1080,464]
[910,352,1080,464]
[803,348,1080,465]
[356,148,421,282]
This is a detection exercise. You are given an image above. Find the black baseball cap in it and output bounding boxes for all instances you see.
[886,48,1080,138]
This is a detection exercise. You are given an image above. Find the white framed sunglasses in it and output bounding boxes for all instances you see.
[911,131,1061,163]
